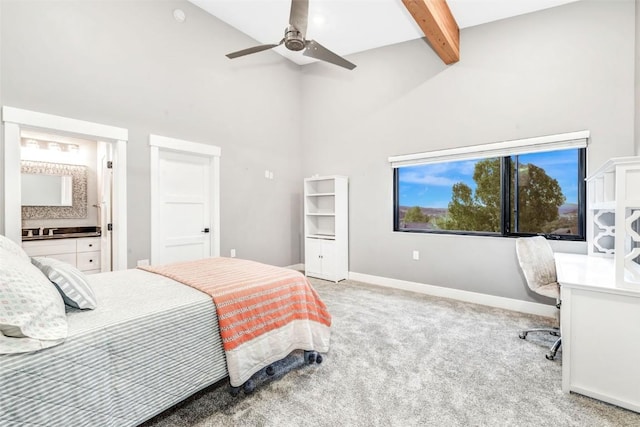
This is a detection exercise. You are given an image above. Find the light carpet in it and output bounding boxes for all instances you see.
[142,278,640,427]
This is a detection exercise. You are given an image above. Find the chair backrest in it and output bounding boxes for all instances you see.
[515,236,558,293]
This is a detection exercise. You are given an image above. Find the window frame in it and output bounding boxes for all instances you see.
[391,135,587,241]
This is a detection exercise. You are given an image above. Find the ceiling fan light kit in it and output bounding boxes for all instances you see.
[225,0,356,70]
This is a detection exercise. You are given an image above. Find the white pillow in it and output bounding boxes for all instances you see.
[0,234,30,263]
[0,249,68,354]
[32,257,97,310]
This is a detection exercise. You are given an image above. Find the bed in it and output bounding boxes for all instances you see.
[0,237,331,427]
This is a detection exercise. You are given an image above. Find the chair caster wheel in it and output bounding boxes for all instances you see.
[315,354,323,364]
[266,365,275,376]
[545,354,555,361]
[230,386,241,397]
[243,379,256,394]
[518,332,527,339]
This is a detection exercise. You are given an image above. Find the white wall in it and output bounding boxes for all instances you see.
[0,0,304,268]
[301,0,636,303]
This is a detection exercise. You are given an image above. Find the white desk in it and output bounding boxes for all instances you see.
[555,252,640,412]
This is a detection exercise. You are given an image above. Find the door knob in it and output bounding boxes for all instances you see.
[202,228,210,233]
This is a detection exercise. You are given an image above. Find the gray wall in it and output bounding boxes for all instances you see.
[637,0,640,156]
[1,0,637,305]
[301,0,636,303]
[1,0,303,268]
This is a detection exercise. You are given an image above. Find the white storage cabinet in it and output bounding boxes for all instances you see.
[304,176,348,282]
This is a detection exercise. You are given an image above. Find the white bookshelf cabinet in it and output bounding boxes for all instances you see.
[304,176,348,282]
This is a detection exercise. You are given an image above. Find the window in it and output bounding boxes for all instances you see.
[391,133,587,241]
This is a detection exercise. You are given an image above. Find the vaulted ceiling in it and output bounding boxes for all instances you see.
[188,0,580,66]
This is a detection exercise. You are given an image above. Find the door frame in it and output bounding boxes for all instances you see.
[2,106,129,270]
[149,134,221,264]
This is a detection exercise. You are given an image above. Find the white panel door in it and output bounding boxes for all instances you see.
[157,150,212,264]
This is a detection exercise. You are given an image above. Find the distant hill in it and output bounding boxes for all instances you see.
[398,206,448,218]
[559,203,578,216]
[399,203,578,219]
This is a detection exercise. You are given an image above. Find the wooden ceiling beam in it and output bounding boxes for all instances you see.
[402,0,460,64]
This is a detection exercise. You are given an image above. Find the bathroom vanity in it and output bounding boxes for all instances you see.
[22,227,102,274]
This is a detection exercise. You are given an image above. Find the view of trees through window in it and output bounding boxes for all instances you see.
[395,148,583,239]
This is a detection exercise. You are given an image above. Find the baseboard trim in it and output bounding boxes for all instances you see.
[348,271,556,318]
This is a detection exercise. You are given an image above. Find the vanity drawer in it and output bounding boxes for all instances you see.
[77,237,100,253]
[22,240,76,257]
[77,251,101,271]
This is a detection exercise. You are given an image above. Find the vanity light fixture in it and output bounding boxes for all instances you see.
[20,139,80,154]
[25,139,40,151]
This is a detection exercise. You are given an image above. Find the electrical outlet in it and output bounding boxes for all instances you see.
[137,259,150,267]
[230,249,236,258]
[412,250,420,261]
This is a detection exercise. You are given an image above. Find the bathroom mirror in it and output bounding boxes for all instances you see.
[21,173,73,206]
[21,161,87,219]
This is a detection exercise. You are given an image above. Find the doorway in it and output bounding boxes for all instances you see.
[149,134,220,265]
[2,106,128,270]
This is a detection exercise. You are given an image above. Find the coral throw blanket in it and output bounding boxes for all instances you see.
[140,257,331,386]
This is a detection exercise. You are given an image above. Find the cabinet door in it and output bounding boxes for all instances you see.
[319,240,336,280]
[46,253,77,266]
[305,238,323,277]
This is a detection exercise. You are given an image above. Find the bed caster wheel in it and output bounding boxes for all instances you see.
[304,351,316,364]
[315,354,323,364]
[243,379,256,394]
[230,386,241,397]
[518,332,527,339]
[266,365,275,376]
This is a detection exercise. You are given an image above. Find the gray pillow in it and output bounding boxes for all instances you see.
[31,257,97,310]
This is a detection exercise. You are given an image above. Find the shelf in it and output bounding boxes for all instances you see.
[306,192,335,197]
[589,202,616,210]
[306,233,335,240]
[306,212,335,216]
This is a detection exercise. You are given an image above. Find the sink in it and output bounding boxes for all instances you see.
[22,226,101,241]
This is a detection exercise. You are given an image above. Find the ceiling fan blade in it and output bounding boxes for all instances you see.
[303,40,356,70]
[226,40,283,59]
[289,0,309,39]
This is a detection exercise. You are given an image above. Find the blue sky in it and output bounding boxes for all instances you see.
[398,149,579,208]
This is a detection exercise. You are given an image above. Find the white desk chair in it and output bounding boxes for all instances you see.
[515,236,562,360]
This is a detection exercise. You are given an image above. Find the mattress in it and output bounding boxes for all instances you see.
[0,269,228,427]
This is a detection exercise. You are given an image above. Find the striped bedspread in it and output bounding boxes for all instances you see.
[140,257,331,386]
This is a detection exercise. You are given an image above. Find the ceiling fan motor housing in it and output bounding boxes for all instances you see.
[284,25,305,51]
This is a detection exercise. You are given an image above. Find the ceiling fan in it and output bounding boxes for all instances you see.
[225,0,356,70]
